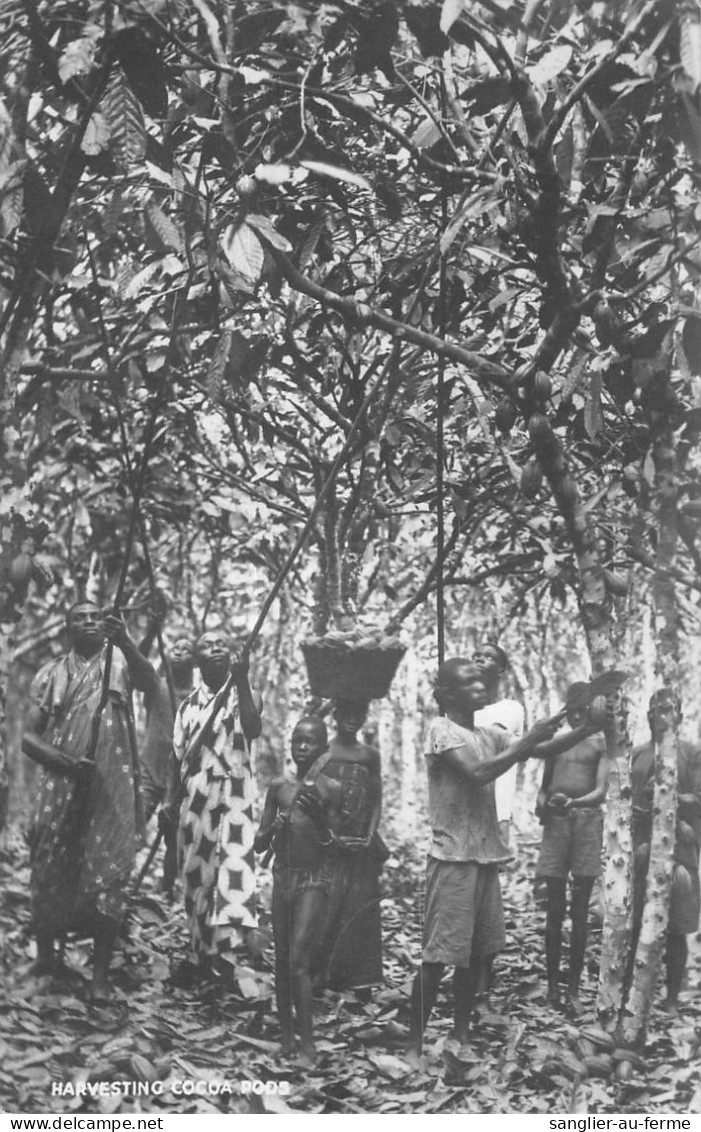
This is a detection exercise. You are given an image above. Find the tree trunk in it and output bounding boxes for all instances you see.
[619,352,679,1048]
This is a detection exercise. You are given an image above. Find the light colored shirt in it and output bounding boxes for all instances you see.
[425,717,512,864]
[475,698,525,822]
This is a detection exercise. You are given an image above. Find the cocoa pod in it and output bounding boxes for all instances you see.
[528,412,550,442]
[130,1053,159,1084]
[574,1037,596,1060]
[520,457,543,498]
[8,552,33,587]
[634,842,651,874]
[235,174,257,197]
[612,1048,642,1067]
[558,478,578,507]
[593,299,618,348]
[672,862,693,899]
[560,1054,589,1081]
[616,1060,633,1082]
[580,1026,615,1052]
[533,371,552,401]
[540,1056,587,1081]
[584,1054,613,1077]
[603,568,629,597]
[588,695,607,728]
[494,397,518,434]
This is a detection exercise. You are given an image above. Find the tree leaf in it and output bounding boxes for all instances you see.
[680,11,701,94]
[221,222,264,284]
[300,160,372,192]
[234,7,288,54]
[253,162,294,185]
[144,201,184,253]
[81,112,111,156]
[0,158,24,236]
[584,369,604,438]
[463,76,513,114]
[121,259,161,300]
[528,45,573,86]
[677,89,701,164]
[404,6,450,57]
[440,0,464,34]
[411,117,442,149]
[101,66,147,170]
[207,330,232,400]
[58,32,100,84]
[245,212,291,251]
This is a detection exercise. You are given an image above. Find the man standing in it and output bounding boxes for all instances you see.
[163,630,262,979]
[472,642,525,842]
[22,602,157,1000]
[407,659,563,1062]
[535,686,607,1013]
[631,689,701,1013]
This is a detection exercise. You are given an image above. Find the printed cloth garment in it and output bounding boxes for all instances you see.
[28,648,142,931]
[173,683,257,967]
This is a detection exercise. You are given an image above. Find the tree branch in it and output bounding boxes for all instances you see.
[262,244,511,389]
[543,0,660,149]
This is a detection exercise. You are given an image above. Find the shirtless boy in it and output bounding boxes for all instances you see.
[255,716,342,1066]
[535,685,608,1013]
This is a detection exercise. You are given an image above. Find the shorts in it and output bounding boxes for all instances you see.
[536,809,603,878]
[422,858,506,967]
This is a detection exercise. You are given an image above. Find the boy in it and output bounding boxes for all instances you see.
[535,684,607,1013]
[255,716,342,1065]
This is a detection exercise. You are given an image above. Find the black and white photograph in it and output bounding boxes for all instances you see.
[1,0,700,1119]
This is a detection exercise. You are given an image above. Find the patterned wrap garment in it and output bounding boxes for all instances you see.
[27,648,142,931]
[173,682,257,967]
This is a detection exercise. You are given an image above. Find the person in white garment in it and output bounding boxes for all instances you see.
[472,642,525,1009]
[473,643,525,844]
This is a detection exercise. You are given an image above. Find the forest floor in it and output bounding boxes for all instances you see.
[1,828,700,1116]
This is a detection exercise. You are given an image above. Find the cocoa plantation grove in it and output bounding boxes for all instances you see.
[1,0,701,1118]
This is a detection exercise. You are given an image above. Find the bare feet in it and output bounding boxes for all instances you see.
[405,1044,423,1070]
[297,1043,318,1069]
[280,1039,296,1059]
[88,975,113,1004]
[565,990,583,1017]
[660,997,679,1016]
[545,986,561,1008]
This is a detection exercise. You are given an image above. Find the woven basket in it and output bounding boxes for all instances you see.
[302,641,406,701]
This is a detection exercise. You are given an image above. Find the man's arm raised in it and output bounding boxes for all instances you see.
[441,712,566,787]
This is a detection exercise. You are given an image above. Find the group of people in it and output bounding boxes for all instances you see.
[21,600,384,1065]
[20,601,701,1066]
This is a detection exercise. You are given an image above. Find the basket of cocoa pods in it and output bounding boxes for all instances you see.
[302,628,405,700]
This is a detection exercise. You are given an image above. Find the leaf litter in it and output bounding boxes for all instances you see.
[0,831,699,1114]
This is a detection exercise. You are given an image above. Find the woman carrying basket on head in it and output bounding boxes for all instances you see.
[314,698,384,993]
